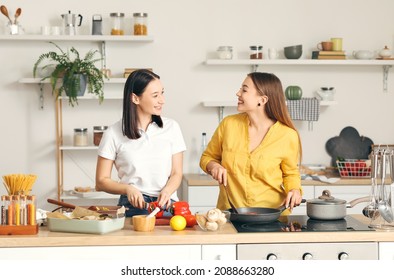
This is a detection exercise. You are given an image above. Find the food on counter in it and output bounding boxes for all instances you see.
[170,215,187,231]
[170,201,192,216]
[183,214,197,227]
[196,208,227,231]
[74,186,93,192]
[147,201,164,218]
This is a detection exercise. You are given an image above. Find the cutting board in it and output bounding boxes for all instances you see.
[325,126,373,166]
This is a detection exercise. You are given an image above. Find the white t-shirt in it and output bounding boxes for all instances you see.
[98,117,186,200]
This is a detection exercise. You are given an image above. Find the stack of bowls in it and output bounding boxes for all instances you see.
[284,45,303,59]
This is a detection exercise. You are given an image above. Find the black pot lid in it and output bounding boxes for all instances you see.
[307,190,346,205]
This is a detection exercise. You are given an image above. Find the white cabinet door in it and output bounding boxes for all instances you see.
[0,245,202,260]
[314,185,371,214]
[379,242,394,259]
[201,245,236,260]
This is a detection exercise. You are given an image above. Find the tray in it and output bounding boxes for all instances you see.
[0,224,39,235]
[47,217,125,234]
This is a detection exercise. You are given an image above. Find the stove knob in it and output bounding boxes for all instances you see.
[338,252,349,260]
[266,253,278,260]
[302,253,313,260]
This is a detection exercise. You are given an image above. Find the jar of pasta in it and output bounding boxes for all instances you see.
[133,13,148,35]
[110,13,125,35]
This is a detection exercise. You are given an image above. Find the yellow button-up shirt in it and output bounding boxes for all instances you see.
[200,113,302,210]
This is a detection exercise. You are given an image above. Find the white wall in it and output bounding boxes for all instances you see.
[1,0,394,209]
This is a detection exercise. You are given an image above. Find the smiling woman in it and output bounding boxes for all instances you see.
[95,69,187,218]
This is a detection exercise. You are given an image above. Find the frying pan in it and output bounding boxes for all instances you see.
[229,199,306,223]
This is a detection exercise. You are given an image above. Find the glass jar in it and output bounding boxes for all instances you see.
[93,126,108,146]
[110,12,125,35]
[217,46,233,59]
[133,13,148,35]
[250,45,263,59]
[74,128,88,146]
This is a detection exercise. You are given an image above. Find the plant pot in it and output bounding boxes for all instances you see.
[63,74,87,97]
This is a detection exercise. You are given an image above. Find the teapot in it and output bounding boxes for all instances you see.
[353,50,375,60]
[61,10,83,35]
[379,46,392,58]
[316,87,335,101]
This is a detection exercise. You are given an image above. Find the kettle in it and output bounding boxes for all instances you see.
[316,87,335,101]
[61,10,83,35]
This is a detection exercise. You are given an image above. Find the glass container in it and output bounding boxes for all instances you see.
[217,46,233,60]
[74,128,88,146]
[133,13,148,35]
[250,46,263,59]
[93,126,108,146]
[110,12,125,35]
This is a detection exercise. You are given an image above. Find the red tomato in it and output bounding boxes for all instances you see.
[183,214,197,227]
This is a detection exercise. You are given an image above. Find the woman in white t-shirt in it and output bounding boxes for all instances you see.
[95,69,186,217]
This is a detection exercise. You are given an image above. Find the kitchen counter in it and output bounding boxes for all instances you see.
[1,215,394,248]
[183,173,374,186]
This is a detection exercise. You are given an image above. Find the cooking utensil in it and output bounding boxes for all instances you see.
[14,8,21,24]
[224,185,238,214]
[306,190,370,220]
[0,5,12,24]
[377,151,394,223]
[229,199,306,223]
[47,198,123,212]
[363,150,380,219]
[147,207,160,218]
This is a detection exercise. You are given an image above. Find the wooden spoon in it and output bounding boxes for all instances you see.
[0,5,12,24]
[14,7,21,24]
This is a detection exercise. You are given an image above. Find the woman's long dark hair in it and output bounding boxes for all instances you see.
[122,69,163,139]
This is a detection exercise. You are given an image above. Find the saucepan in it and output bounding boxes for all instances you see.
[306,190,370,220]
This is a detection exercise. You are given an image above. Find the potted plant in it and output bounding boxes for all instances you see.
[33,42,106,106]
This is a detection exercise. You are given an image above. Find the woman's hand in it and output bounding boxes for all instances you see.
[157,189,172,210]
[207,161,228,186]
[126,185,145,209]
[285,189,303,210]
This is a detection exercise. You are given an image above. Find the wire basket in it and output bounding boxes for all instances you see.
[336,159,371,178]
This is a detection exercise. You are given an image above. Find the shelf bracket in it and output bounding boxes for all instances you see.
[38,82,44,110]
[383,65,392,93]
[252,64,258,72]
[218,106,224,122]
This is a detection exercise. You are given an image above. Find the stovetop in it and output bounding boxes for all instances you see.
[231,215,374,233]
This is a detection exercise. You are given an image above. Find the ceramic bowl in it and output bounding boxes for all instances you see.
[284,45,303,59]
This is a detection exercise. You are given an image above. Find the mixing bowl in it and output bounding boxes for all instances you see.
[284,45,302,59]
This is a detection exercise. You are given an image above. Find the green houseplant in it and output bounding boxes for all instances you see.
[33,42,106,106]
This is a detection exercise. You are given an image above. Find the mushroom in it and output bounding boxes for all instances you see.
[205,221,219,231]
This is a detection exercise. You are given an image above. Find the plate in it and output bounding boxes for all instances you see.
[71,190,101,198]
[47,217,125,234]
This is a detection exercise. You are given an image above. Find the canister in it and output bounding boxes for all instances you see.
[217,46,233,59]
[74,128,88,146]
[133,13,148,35]
[93,126,108,146]
[250,46,263,59]
[110,12,125,35]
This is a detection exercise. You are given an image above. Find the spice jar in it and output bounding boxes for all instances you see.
[110,12,125,35]
[74,128,88,146]
[133,13,148,35]
[93,126,108,146]
[217,46,233,59]
[250,45,263,59]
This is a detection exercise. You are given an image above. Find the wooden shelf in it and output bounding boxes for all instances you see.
[0,34,154,42]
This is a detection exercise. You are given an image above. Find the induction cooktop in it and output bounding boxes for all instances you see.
[231,215,374,233]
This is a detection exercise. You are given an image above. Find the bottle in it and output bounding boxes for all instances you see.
[199,133,207,175]
[27,195,36,226]
[1,195,6,225]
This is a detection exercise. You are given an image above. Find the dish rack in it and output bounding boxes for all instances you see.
[336,159,371,178]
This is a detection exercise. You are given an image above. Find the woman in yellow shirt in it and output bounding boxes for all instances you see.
[200,72,303,213]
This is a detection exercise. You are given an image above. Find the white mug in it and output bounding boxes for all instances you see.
[41,26,51,35]
[268,48,279,59]
[51,26,61,35]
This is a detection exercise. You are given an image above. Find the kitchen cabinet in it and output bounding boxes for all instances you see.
[12,35,154,201]
[378,242,394,260]
[201,245,236,260]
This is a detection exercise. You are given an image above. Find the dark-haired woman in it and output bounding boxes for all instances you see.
[96,69,186,217]
[200,72,303,214]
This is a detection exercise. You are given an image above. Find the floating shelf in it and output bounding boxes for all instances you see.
[0,34,154,42]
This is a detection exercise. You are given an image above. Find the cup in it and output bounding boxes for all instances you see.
[51,26,61,35]
[268,48,279,59]
[317,41,333,51]
[132,215,155,232]
[41,26,51,35]
[331,38,343,51]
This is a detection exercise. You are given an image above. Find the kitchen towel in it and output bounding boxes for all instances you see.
[286,98,320,130]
